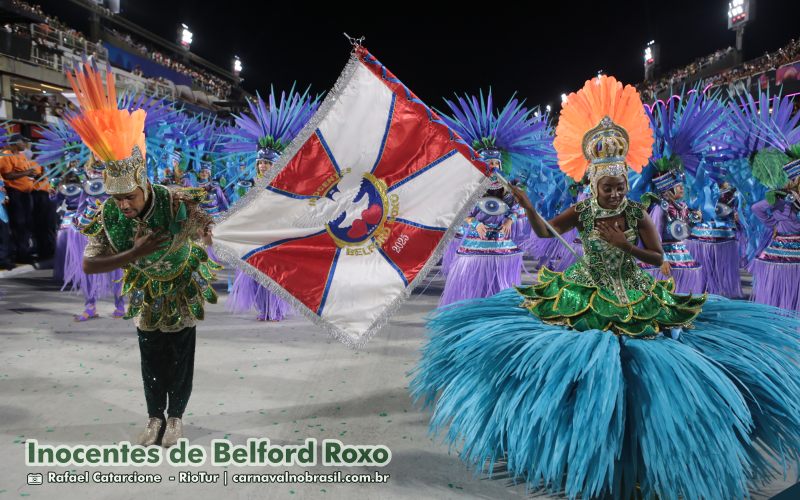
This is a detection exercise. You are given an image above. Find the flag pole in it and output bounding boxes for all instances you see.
[493,171,580,259]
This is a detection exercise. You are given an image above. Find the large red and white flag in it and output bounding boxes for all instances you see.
[213,46,489,347]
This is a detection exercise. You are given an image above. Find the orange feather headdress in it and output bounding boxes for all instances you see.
[553,75,653,194]
[65,61,149,198]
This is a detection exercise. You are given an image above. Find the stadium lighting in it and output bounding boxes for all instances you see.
[727,0,755,59]
[179,24,193,50]
[233,56,243,74]
[727,0,748,27]
[561,93,568,103]
[643,40,660,81]
[644,40,657,65]
[546,104,552,112]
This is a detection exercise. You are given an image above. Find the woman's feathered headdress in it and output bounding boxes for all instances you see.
[553,75,653,195]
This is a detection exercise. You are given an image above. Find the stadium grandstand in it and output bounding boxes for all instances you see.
[0,0,244,138]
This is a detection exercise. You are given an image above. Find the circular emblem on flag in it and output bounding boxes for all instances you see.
[325,173,388,247]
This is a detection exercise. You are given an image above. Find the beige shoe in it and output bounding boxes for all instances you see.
[161,417,183,448]
[137,417,165,446]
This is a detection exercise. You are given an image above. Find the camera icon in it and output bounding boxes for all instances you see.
[27,473,43,485]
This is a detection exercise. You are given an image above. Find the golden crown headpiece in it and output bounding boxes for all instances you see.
[102,145,148,196]
[582,116,630,185]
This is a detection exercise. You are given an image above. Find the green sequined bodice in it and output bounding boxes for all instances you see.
[564,199,652,299]
[82,185,221,330]
[518,198,705,338]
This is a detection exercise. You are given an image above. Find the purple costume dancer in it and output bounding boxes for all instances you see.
[440,222,466,277]
[435,91,553,302]
[640,175,704,294]
[633,89,741,295]
[227,155,292,321]
[52,170,82,283]
[687,184,742,297]
[729,91,800,309]
[440,182,523,306]
[751,163,800,310]
[222,87,320,321]
[195,163,229,265]
[63,169,125,321]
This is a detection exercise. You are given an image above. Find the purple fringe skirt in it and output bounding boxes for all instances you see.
[441,235,464,277]
[751,259,800,310]
[227,269,292,320]
[62,228,121,300]
[439,252,523,307]
[53,227,69,284]
[686,238,743,298]
[751,234,800,310]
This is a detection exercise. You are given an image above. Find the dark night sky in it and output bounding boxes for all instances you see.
[37,0,800,109]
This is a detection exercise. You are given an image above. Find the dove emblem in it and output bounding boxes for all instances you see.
[294,172,389,249]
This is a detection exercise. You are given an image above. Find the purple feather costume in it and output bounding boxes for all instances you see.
[53,190,80,284]
[220,87,321,321]
[441,223,466,277]
[751,198,800,310]
[641,201,705,294]
[439,191,523,306]
[63,189,124,313]
[686,189,742,297]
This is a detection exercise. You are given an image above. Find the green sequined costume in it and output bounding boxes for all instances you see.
[518,198,705,337]
[80,184,222,331]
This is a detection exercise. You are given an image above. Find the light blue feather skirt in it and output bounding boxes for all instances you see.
[410,289,800,499]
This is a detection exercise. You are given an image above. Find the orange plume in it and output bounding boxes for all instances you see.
[65,61,146,162]
[553,75,653,181]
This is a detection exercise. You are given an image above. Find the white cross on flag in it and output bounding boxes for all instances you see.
[213,46,489,347]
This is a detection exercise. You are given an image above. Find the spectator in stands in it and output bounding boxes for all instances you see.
[106,27,232,99]
[13,0,232,101]
[32,95,48,116]
[639,37,800,98]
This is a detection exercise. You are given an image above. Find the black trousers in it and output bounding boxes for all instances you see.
[5,188,33,262]
[0,219,11,268]
[31,190,56,260]
[137,326,196,419]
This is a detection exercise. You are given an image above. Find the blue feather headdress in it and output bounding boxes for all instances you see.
[436,90,557,175]
[222,84,321,162]
[147,111,223,184]
[36,91,181,183]
[730,91,800,191]
[35,120,91,176]
[630,88,739,202]
[436,90,556,188]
